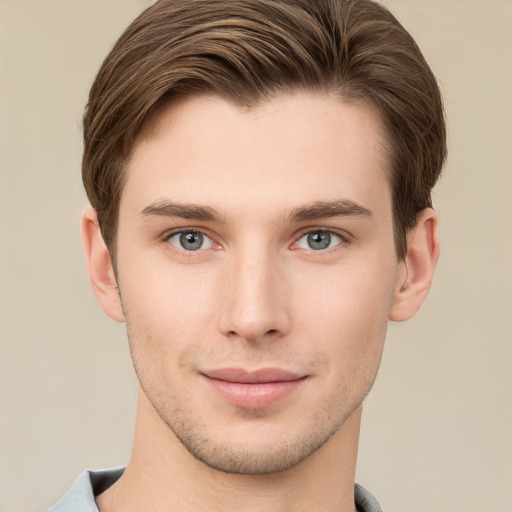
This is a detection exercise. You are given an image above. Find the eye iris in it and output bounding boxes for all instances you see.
[180,232,203,250]
[307,231,331,250]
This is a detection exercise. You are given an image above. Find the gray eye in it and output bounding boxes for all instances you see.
[180,232,203,250]
[307,232,331,250]
[167,231,213,251]
[296,231,342,251]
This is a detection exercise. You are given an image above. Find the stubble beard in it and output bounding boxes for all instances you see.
[156,400,355,475]
[148,393,357,475]
[130,344,376,476]
[123,304,382,476]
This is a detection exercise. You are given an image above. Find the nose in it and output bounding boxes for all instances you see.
[219,247,291,343]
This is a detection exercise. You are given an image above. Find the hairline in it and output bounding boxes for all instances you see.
[106,87,399,269]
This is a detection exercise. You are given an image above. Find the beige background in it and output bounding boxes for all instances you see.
[0,1,511,511]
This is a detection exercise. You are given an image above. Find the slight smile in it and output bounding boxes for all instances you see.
[201,368,308,409]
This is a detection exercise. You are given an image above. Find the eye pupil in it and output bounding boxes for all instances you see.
[307,231,331,250]
[180,231,203,250]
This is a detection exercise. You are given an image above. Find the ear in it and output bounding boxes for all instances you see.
[389,208,440,322]
[81,207,125,322]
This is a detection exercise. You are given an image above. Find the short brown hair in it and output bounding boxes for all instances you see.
[82,0,446,260]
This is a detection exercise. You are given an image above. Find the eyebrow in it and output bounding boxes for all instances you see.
[139,198,372,224]
[140,200,223,223]
[287,200,372,222]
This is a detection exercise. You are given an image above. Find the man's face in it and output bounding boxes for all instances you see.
[115,92,402,474]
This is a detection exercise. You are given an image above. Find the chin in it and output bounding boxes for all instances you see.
[179,436,330,475]
[161,405,354,475]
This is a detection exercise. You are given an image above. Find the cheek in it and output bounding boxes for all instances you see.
[119,245,217,318]
[119,261,220,365]
[294,258,395,328]
[292,260,394,366]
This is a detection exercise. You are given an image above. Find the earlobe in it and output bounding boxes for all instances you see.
[81,207,125,322]
[389,208,440,322]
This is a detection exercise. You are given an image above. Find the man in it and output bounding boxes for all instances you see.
[48,0,445,510]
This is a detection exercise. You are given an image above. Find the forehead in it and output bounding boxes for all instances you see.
[122,92,391,219]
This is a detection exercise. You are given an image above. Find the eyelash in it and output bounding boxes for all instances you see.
[163,228,217,255]
[291,228,352,257]
[162,227,350,255]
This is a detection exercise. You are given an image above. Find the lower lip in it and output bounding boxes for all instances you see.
[203,376,306,409]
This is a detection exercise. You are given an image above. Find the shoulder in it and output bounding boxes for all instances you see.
[355,482,385,512]
[45,468,125,512]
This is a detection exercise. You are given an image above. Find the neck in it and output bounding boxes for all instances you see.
[96,389,361,512]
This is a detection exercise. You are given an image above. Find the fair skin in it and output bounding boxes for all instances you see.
[83,92,439,512]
